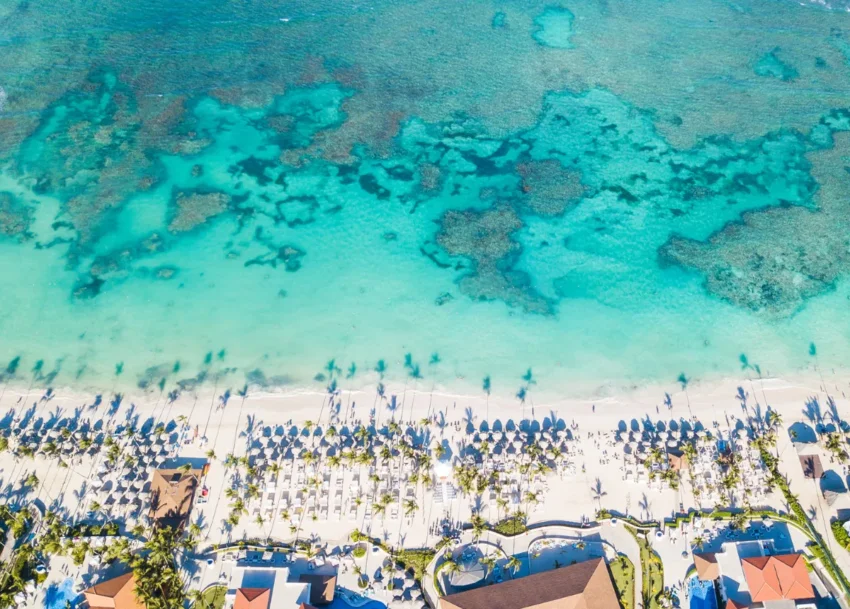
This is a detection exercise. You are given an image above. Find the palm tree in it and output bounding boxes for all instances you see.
[692,536,706,551]
[591,478,607,510]
[188,589,206,608]
[205,449,217,460]
[471,514,486,546]
[506,556,521,575]
[443,559,460,576]
[826,433,848,463]
[353,564,365,587]
[496,497,509,521]
[524,491,539,514]
[479,555,496,576]
[404,499,417,517]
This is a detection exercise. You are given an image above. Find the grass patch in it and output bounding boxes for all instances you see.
[625,525,663,609]
[609,555,635,609]
[393,548,436,580]
[493,516,527,536]
[195,586,226,609]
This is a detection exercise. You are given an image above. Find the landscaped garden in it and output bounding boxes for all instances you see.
[609,555,635,609]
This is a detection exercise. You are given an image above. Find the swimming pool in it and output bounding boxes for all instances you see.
[327,590,386,609]
[688,578,717,609]
[44,578,76,609]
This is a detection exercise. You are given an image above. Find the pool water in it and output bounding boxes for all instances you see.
[688,577,718,609]
[327,592,386,609]
[44,578,76,609]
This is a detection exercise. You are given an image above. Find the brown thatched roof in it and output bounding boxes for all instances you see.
[149,468,201,525]
[84,572,144,609]
[694,553,719,581]
[298,573,336,605]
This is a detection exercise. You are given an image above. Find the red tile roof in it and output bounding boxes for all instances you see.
[235,587,271,609]
[741,554,814,602]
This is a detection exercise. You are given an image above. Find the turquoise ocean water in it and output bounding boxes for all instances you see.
[2,0,850,397]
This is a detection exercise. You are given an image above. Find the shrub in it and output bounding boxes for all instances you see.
[833,521,850,550]
[353,546,367,558]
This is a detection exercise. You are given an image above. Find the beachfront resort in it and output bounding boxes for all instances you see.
[1,379,850,609]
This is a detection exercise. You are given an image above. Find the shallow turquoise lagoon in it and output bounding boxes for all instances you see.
[1,0,850,396]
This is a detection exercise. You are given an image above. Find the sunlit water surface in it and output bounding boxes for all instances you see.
[2,0,850,397]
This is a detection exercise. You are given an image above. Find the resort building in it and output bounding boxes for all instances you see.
[694,553,719,581]
[83,572,144,609]
[693,542,816,609]
[667,448,689,472]
[297,574,337,605]
[438,557,619,609]
[741,555,814,605]
[227,566,317,609]
[149,467,202,527]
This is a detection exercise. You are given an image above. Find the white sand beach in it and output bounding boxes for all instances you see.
[5,366,850,609]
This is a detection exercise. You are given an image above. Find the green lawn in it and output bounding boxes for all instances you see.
[609,555,635,609]
[196,586,226,609]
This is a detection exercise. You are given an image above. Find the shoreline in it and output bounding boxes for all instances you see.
[0,367,842,436]
[0,348,838,407]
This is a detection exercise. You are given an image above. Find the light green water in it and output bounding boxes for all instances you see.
[1,0,850,397]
